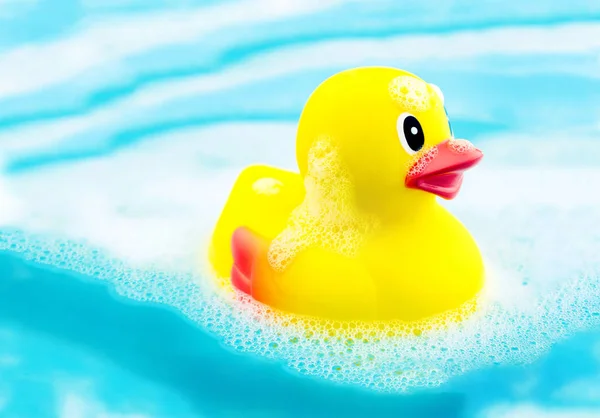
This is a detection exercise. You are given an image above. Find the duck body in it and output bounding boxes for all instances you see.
[208,67,485,322]
[361,203,484,321]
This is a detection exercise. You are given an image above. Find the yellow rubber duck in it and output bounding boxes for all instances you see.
[209,67,484,322]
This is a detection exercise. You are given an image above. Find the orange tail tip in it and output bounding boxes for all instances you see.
[231,227,265,295]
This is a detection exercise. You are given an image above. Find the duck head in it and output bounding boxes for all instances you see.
[295,67,482,217]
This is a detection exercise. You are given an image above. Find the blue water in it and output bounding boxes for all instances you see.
[1,1,600,417]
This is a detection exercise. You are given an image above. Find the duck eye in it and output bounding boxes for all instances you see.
[397,112,424,155]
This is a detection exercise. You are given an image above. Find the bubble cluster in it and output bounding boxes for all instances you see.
[388,76,432,112]
[448,138,476,154]
[267,137,379,272]
[406,146,438,178]
[3,199,600,393]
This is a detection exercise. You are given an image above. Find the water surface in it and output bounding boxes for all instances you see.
[1,1,600,417]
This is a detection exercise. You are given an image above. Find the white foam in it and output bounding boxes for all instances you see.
[0,177,22,227]
[2,123,296,267]
[388,76,432,112]
[268,136,378,272]
[1,123,600,392]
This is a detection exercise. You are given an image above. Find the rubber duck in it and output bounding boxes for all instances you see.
[208,67,484,322]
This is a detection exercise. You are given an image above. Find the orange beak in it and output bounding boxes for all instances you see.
[405,139,483,200]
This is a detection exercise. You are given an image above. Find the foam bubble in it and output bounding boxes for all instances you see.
[448,138,476,154]
[407,146,438,178]
[388,76,432,112]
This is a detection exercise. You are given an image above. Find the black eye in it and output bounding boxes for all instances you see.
[397,113,424,155]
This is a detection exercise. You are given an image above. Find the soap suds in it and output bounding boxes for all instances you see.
[267,137,378,272]
[406,146,438,178]
[448,138,476,154]
[388,76,432,112]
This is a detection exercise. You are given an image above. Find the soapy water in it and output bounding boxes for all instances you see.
[1,124,599,393]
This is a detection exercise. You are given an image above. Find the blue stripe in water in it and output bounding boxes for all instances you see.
[1,14,599,129]
[4,118,507,174]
